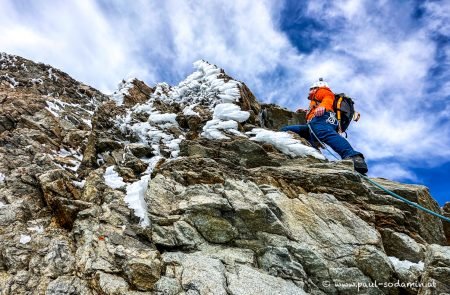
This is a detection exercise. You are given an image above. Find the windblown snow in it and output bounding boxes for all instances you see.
[106,60,326,227]
[248,128,325,160]
[111,78,134,106]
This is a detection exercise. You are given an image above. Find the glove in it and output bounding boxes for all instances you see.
[314,106,325,117]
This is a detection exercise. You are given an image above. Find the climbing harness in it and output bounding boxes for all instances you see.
[307,123,450,223]
[326,112,338,125]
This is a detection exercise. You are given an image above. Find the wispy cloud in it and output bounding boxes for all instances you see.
[281,0,450,168]
[0,1,155,92]
[370,163,418,182]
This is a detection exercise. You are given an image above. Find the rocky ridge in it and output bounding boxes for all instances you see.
[0,52,449,294]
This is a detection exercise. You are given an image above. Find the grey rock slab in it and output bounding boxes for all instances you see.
[380,228,426,262]
[419,244,450,295]
[154,276,182,295]
[225,264,307,295]
[180,255,228,295]
[46,276,94,295]
[95,271,129,295]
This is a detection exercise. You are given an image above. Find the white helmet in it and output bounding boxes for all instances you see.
[310,78,329,89]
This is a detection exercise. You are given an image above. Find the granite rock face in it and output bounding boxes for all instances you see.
[0,53,448,294]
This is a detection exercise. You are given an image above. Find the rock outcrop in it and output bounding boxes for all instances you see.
[0,53,449,294]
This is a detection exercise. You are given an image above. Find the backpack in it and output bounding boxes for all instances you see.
[333,93,360,135]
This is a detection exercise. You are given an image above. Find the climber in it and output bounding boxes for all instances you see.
[280,78,368,174]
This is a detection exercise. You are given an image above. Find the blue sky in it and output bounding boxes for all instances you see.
[1,0,449,205]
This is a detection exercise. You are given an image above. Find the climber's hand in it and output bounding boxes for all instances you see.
[315,106,325,117]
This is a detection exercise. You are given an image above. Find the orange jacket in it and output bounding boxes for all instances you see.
[306,87,335,121]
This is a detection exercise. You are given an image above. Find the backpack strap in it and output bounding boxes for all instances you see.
[335,95,344,133]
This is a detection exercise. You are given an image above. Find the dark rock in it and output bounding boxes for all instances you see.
[38,169,91,229]
[96,138,123,153]
[123,78,153,106]
[260,103,307,130]
[443,202,450,245]
[127,143,154,158]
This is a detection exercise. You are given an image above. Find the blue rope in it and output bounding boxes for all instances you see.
[307,123,340,161]
[361,174,450,222]
[307,123,450,223]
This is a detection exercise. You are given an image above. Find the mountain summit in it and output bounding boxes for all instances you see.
[0,53,449,294]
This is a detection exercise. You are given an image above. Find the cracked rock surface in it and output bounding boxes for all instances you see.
[1,53,449,294]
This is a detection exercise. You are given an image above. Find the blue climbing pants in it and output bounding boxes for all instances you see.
[280,112,361,159]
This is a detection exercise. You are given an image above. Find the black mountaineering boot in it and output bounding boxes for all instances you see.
[347,154,368,174]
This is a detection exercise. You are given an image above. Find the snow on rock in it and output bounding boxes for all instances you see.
[104,166,126,189]
[111,78,134,106]
[45,98,95,119]
[19,235,31,244]
[53,148,83,172]
[0,173,5,183]
[114,60,247,154]
[388,256,424,271]
[123,156,162,227]
[104,157,164,227]
[149,113,178,125]
[30,78,43,85]
[201,119,245,140]
[0,74,19,88]
[0,201,5,208]
[200,103,249,140]
[162,60,242,108]
[73,180,86,189]
[125,175,151,227]
[0,53,18,70]
[183,104,200,117]
[27,225,44,234]
[45,101,62,117]
[213,103,250,122]
[247,128,325,160]
[47,68,59,81]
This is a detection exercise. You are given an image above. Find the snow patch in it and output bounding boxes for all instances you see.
[213,103,249,122]
[73,180,86,188]
[183,104,200,117]
[45,101,62,117]
[48,68,59,81]
[149,113,178,124]
[0,173,5,183]
[20,235,31,244]
[125,175,151,227]
[389,256,424,271]
[111,78,134,106]
[1,74,19,88]
[201,119,244,140]
[31,78,44,85]
[104,166,126,189]
[21,63,29,72]
[247,128,325,160]
[82,119,92,128]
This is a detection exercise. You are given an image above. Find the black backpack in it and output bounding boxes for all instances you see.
[333,93,360,135]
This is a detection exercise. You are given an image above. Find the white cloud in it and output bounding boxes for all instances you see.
[0,1,154,92]
[288,0,450,169]
[422,0,450,37]
[370,163,418,182]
